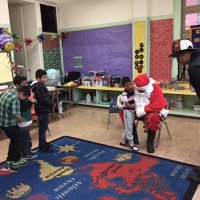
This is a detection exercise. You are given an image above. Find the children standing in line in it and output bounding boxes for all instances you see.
[0,86,31,171]
[12,76,38,159]
[31,69,54,153]
[117,77,139,151]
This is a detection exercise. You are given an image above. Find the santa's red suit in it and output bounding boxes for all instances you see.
[134,74,169,131]
[133,73,169,153]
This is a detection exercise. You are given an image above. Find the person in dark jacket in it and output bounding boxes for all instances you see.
[31,69,54,153]
[169,38,200,183]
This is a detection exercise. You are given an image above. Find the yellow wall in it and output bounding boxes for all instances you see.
[134,21,146,76]
[0,53,13,83]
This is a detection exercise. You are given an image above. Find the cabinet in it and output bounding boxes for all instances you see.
[163,89,200,118]
[73,86,200,118]
[73,86,123,107]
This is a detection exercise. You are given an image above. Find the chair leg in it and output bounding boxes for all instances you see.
[107,113,111,129]
[135,120,139,129]
[156,124,162,148]
[47,126,51,136]
[164,121,172,139]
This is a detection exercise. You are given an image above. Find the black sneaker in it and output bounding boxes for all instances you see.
[187,173,200,184]
[193,166,200,174]
[11,159,29,169]
[120,140,129,146]
[39,145,53,153]
[134,138,139,145]
[22,152,38,160]
[31,149,38,154]
[46,142,53,147]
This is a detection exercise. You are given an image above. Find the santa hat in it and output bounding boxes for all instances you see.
[134,73,150,91]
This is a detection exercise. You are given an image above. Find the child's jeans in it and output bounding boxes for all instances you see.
[38,113,49,147]
[121,110,135,146]
[20,126,32,155]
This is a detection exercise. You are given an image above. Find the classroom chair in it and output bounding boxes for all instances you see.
[107,97,121,129]
[135,115,172,148]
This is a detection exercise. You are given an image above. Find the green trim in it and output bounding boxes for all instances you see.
[59,36,64,75]
[172,0,182,79]
[38,27,42,32]
[133,18,148,22]
[150,15,173,21]
[60,20,132,32]
[0,24,10,28]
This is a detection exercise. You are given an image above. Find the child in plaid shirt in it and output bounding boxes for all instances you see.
[0,86,31,171]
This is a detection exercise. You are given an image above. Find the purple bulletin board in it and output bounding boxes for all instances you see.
[63,24,132,78]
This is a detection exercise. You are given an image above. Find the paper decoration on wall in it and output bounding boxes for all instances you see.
[25,37,33,46]
[0,33,15,52]
[38,34,45,42]
[61,32,70,39]
[0,28,71,53]
[42,33,62,80]
[74,56,83,68]
[134,43,144,73]
[134,21,146,76]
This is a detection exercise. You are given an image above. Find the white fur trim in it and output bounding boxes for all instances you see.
[18,120,32,127]
[117,95,124,108]
[134,78,156,92]
[136,107,146,118]
[30,80,38,86]
[160,108,169,118]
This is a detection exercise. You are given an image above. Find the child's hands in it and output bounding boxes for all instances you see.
[30,98,37,104]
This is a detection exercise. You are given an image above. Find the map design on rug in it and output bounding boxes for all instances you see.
[36,160,74,182]
[80,157,177,199]
[0,137,197,200]
[59,155,79,165]
[5,183,32,199]
[113,153,133,162]
[57,144,77,153]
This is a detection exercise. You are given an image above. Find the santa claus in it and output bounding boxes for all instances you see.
[133,73,169,153]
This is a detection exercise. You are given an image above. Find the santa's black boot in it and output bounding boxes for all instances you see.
[147,130,156,153]
[132,123,139,144]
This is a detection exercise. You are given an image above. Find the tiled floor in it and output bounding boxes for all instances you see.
[0,106,200,199]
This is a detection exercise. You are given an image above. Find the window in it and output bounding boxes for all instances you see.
[40,4,58,33]
[182,0,200,37]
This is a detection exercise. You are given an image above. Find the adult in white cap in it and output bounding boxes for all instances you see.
[133,73,169,153]
[169,39,200,184]
[169,39,200,98]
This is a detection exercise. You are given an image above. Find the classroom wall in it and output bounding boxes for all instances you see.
[0,0,10,26]
[9,5,26,67]
[58,0,174,81]
[58,0,173,30]
[9,3,42,80]
[0,0,176,83]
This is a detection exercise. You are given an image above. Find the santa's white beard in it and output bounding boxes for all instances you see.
[134,92,150,107]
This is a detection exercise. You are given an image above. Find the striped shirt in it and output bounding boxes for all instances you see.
[0,90,21,127]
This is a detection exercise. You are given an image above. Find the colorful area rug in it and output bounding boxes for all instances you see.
[0,136,198,200]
